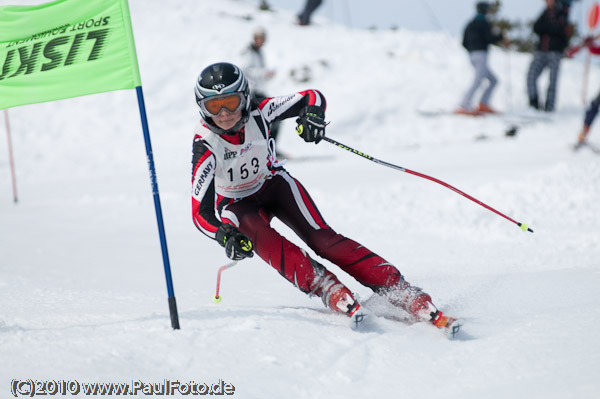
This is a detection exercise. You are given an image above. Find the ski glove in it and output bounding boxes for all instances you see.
[216,224,254,261]
[296,105,327,144]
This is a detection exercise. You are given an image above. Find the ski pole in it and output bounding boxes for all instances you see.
[323,136,533,233]
[212,260,238,303]
[4,109,18,203]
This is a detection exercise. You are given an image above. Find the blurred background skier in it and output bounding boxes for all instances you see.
[241,27,282,152]
[456,1,506,116]
[567,36,600,148]
[297,0,323,26]
[526,0,570,112]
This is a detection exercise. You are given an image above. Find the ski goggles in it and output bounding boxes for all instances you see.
[199,93,245,117]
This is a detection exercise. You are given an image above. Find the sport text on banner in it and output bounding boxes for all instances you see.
[0,0,141,109]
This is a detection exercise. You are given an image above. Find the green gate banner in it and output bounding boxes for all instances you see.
[0,0,141,109]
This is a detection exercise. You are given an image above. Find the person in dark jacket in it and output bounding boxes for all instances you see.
[456,2,505,115]
[526,0,570,112]
[297,0,323,26]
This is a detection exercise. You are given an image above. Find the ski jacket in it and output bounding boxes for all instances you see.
[533,7,569,52]
[191,89,326,240]
[241,44,268,97]
[462,14,502,52]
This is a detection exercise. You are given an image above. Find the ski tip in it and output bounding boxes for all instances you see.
[433,313,465,340]
[349,306,371,331]
[572,141,600,153]
[444,318,464,340]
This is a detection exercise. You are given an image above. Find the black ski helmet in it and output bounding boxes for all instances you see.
[194,62,251,135]
[476,1,490,14]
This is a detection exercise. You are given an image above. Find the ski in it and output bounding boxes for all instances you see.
[573,141,600,154]
[360,295,465,339]
[433,314,464,340]
[417,109,483,118]
[283,154,335,163]
[352,306,464,339]
[348,305,371,330]
[417,108,552,124]
[474,126,519,142]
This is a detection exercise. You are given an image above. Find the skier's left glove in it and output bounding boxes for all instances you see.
[296,105,327,144]
[216,224,254,261]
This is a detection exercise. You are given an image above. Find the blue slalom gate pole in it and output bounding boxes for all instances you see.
[135,86,180,329]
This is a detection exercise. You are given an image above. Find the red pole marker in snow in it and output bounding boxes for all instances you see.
[212,261,238,303]
[584,3,600,103]
[324,137,533,233]
[589,2,600,30]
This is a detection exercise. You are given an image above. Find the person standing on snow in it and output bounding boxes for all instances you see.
[526,0,570,112]
[191,62,460,333]
[240,27,282,149]
[567,37,600,148]
[456,1,506,116]
[297,0,323,26]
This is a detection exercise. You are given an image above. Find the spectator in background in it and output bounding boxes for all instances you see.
[298,0,323,26]
[241,27,281,147]
[258,1,270,11]
[456,1,506,116]
[567,37,600,148]
[526,0,570,112]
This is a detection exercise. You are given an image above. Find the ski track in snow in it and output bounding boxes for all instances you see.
[1,1,599,398]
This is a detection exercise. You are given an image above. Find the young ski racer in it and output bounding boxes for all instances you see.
[191,62,461,336]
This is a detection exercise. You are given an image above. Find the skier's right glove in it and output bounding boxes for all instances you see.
[296,105,327,144]
[216,224,254,261]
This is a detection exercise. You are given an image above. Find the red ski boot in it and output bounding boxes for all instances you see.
[327,284,370,330]
[385,281,435,320]
[406,291,437,321]
[385,282,463,339]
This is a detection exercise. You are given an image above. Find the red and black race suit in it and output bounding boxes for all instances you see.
[192,90,403,294]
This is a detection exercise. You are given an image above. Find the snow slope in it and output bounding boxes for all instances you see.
[1,1,599,398]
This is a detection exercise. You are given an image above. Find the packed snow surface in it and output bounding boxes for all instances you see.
[1,1,599,398]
